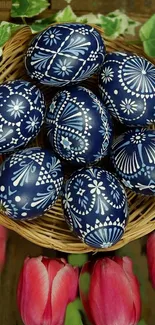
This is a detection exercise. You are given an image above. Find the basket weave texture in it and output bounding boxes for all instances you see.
[0,25,155,253]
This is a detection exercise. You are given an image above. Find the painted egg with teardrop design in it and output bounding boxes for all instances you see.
[62,167,128,248]
[46,86,113,165]
[0,147,63,220]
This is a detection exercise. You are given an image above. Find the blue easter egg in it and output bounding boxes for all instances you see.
[62,167,128,248]
[46,86,113,165]
[111,128,155,195]
[99,52,155,126]
[0,147,63,219]
[25,23,105,87]
[0,80,46,153]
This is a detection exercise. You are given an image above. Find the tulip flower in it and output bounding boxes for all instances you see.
[79,257,141,325]
[17,256,79,325]
[147,231,155,289]
[0,226,8,271]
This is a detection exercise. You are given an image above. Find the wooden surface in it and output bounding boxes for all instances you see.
[0,231,155,325]
[0,231,57,325]
[0,0,154,20]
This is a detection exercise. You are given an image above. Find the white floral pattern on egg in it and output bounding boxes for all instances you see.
[25,24,105,87]
[0,80,46,153]
[62,167,128,248]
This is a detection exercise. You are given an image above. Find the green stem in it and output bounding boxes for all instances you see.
[21,17,27,25]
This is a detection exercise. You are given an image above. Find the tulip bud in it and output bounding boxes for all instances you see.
[147,231,155,289]
[79,257,141,325]
[17,256,79,325]
[0,226,8,271]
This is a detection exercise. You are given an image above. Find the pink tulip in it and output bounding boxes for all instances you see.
[17,256,79,325]
[79,257,141,325]
[0,226,8,271]
[147,231,155,288]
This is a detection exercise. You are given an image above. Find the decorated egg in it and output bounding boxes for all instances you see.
[25,23,105,87]
[111,128,155,195]
[99,52,155,126]
[0,80,46,153]
[62,167,128,248]
[0,147,63,219]
[46,86,113,165]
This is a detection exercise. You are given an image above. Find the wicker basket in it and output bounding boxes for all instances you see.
[0,25,155,253]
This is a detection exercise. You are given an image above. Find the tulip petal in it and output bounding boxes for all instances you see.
[147,232,155,288]
[115,256,141,324]
[0,226,8,271]
[51,265,79,325]
[42,259,66,325]
[89,258,136,325]
[79,261,95,325]
[17,256,49,325]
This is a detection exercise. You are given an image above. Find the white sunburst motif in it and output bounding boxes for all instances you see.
[130,131,146,144]
[101,66,114,84]
[120,98,137,115]
[7,99,25,118]
[121,56,155,94]
[43,29,62,46]
[84,227,124,248]
[26,115,40,133]
[114,147,140,175]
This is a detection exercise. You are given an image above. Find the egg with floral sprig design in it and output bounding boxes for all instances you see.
[99,52,155,126]
[0,80,46,153]
[62,167,128,249]
[111,128,155,195]
[46,86,112,165]
[0,148,63,220]
[25,23,105,87]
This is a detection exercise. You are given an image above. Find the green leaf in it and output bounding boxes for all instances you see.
[138,320,148,325]
[11,0,49,18]
[98,10,140,39]
[142,39,155,57]
[30,14,57,33]
[79,272,91,296]
[139,14,155,57]
[64,298,84,325]
[98,15,121,39]
[55,5,77,23]
[76,13,101,24]
[0,21,24,48]
[126,19,141,36]
[139,14,155,41]
[68,254,88,267]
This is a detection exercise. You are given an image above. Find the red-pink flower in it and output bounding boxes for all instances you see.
[147,231,155,289]
[0,226,8,271]
[17,256,79,325]
[79,257,141,325]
